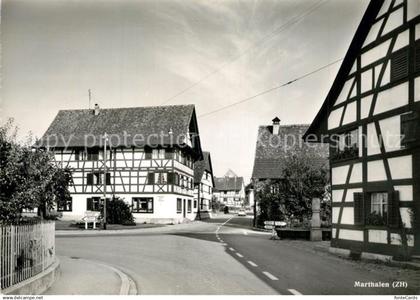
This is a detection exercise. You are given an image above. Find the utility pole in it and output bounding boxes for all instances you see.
[103,133,108,230]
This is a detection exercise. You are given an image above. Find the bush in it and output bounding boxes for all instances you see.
[223,206,229,214]
[44,211,63,220]
[104,198,135,225]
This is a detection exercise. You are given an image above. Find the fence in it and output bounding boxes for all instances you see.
[0,221,55,291]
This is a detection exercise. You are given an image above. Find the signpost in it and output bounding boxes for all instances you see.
[83,211,101,229]
[264,221,287,240]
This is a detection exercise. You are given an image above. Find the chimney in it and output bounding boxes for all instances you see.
[94,103,100,116]
[272,117,280,135]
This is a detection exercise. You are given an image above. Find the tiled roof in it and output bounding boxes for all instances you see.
[37,105,197,148]
[194,151,214,185]
[214,176,244,192]
[252,124,329,180]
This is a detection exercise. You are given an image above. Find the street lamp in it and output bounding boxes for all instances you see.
[103,133,109,230]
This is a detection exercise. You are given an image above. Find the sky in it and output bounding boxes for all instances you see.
[1,0,368,183]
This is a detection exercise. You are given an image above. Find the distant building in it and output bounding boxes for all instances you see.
[304,1,420,259]
[251,117,328,187]
[194,151,215,219]
[213,170,245,210]
[37,104,203,224]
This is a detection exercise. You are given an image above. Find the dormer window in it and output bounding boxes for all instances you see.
[330,128,359,161]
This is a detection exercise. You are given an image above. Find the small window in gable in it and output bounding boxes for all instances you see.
[390,48,409,82]
[330,128,359,162]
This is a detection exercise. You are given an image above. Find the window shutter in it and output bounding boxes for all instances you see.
[415,41,420,72]
[106,173,111,185]
[165,149,173,159]
[391,48,409,81]
[148,173,155,184]
[87,173,93,185]
[87,198,93,210]
[145,148,152,159]
[401,112,419,146]
[388,191,400,228]
[353,192,364,225]
[167,172,174,184]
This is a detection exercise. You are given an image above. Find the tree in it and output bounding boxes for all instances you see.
[279,150,329,221]
[0,119,72,224]
[255,146,330,227]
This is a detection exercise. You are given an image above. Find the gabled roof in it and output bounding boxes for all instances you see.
[194,151,215,186]
[36,105,202,156]
[303,0,384,141]
[214,176,244,192]
[252,124,328,180]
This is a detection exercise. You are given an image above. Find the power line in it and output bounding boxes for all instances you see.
[198,57,343,118]
[161,0,329,105]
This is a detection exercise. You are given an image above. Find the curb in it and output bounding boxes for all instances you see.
[78,258,137,295]
[2,258,60,295]
[328,247,420,271]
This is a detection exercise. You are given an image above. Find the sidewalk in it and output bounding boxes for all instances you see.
[44,256,126,295]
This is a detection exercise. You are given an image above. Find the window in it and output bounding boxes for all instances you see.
[194,200,197,209]
[165,149,173,159]
[155,172,167,184]
[177,198,182,213]
[145,148,152,159]
[270,185,280,194]
[159,149,165,159]
[87,172,111,185]
[87,197,102,211]
[132,198,153,213]
[87,148,99,161]
[330,128,359,161]
[57,198,72,212]
[152,149,165,159]
[368,192,388,225]
[353,191,400,227]
[187,200,192,213]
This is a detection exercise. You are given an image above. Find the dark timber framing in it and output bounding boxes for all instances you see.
[305,0,420,258]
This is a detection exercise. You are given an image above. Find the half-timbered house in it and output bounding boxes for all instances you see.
[193,151,215,219]
[304,0,420,259]
[213,170,245,211]
[37,104,203,224]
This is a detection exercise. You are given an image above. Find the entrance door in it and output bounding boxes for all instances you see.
[183,199,186,218]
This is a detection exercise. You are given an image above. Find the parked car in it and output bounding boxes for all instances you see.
[237,210,246,216]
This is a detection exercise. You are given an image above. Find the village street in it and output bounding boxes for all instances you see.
[49,215,420,295]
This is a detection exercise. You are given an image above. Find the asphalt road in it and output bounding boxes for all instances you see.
[53,214,419,295]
